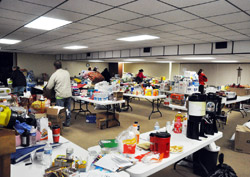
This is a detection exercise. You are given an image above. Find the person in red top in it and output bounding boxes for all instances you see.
[198,69,207,94]
[135,69,146,83]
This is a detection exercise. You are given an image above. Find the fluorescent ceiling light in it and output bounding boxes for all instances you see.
[117,35,159,42]
[155,61,172,63]
[122,62,132,63]
[212,60,238,63]
[64,46,88,50]
[0,39,21,44]
[124,58,145,62]
[88,60,103,62]
[25,16,71,30]
[181,57,216,60]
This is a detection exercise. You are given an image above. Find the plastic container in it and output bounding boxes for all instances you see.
[155,132,171,158]
[154,122,160,130]
[99,139,118,154]
[29,126,36,145]
[43,142,52,168]
[133,124,140,144]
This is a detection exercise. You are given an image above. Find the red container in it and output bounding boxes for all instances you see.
[174,119,183,134]
[52,125,60,143]
[149,133,156,152]
[155,132,171,158]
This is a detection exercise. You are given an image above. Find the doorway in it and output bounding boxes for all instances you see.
[0,52,13,86]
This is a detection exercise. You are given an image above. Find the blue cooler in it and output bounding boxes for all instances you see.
[86,114,96,123]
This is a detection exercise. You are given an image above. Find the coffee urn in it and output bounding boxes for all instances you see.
[187,93,206,140]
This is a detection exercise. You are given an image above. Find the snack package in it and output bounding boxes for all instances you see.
[37,117,48,141]
[117,126,136,154]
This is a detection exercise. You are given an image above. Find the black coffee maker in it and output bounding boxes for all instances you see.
[187,93,207,140]
[202,93,223,135]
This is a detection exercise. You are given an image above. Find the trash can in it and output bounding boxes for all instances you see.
[193,142,220,176]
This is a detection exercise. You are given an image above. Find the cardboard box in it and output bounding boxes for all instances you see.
[96,112,119,129]
[227,87,250,96]
[234,125,250,154]
[46,107,66,134]
[113,91,123,101]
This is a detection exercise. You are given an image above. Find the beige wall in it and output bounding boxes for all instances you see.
[17,53,55,77]
[180,63,250,86]
[171,63,180,80]
[124,63,170,78]
[61,61,109,77]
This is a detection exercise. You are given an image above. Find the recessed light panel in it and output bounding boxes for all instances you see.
[0,39,21,44]
[212,60,238,63]
[89,60,103,62]
[64,46,88,50]
[117,35,159,42]
[181,57,216,60]
[25,17,72,30]
[124,58,145,61]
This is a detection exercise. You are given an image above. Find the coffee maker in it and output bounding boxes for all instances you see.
[203,93,222,135]
[187,93,207,140]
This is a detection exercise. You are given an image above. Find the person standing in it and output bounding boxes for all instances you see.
[47,61,72,127]
[198,69,207,94]
[135,69,146,83]
[101,68,111,82]
[11,66,26,95]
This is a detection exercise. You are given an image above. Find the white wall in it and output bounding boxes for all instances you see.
[61,61,109,77]
[17,53,55,77]
[180,63,250,86]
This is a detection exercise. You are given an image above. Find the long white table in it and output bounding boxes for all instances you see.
[72,96,125,128]
[222,95,250,118]
[11,130,129,177]
[89,129,222,177]
[127,130,222,177]
[123,94,166,120]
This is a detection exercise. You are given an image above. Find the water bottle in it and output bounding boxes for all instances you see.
[154,122,160,130]
[29,126,36,145]
[43,142,52,168]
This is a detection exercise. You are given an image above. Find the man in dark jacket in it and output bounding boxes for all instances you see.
[101,68,111,82]
[11,66,26,95]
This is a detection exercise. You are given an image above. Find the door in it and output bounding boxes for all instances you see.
[0,52,13,86]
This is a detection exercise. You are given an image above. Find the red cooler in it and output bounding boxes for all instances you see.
[155,132,171,158]
[52,125,60,143]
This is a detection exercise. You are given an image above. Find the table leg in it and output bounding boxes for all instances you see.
[121,96,133,112]
[75,101,92,119]
[147,99,163,120]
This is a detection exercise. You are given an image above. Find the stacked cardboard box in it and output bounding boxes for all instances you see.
[96,112,119,129]
[113,92,123,101]
[227,87,250,96]
[47,107,66,134]
[235,125,250,154]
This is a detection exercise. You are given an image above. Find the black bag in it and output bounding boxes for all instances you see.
[210,154,237,177]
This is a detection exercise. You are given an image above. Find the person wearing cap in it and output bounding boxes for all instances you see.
[135,69,146,83]
[198,69,207,94]
[47,61,72,127]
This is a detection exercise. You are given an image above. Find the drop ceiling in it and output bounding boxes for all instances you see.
[0,0,250,62]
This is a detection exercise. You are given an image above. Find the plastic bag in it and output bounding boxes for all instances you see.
[117,126,136,154]
[210,154,237,177]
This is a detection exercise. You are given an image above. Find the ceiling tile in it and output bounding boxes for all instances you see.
[53,27,83,34]
[22,0,65,7]
[45,9,88,21]
[224,35,250,41]
[152,10,198,23]
[207,12,250,25]
[171,29,202,36]
[237,29,250,35]
[71,31,104,39]
[130,28,162,35]
[212,30,246,38]
[120,0,175,15]
[154,32,180,39]
[91,28,121,34]
[0,0,50,15]
[79,17,117,26]
[223,21,250,30]
[97,8,142,21]
[176,19,215,28]
[127,17,165,27]
[196,25,229,33]
[59,0,112,15]
[91,0,135,6]
[108,23,141,31]
[151,24,186,32]
[67,23,98,31]
[184,1,239,18]
[188,33,219,40]
[159,0,217,8]
[0,9,36,23]
[227,0,250,11]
